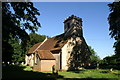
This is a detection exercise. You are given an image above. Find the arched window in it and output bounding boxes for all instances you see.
[67,23,70,29]
[35,54,40,65]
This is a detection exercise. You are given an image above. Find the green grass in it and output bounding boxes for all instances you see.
[2,65,120,80]
[23,65,33,71]
[42,69,120,79]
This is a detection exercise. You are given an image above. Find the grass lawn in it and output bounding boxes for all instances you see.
[2,65,120,80]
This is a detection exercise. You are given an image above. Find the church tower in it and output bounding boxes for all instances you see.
[64,15,83,37]
[62,15,91,70]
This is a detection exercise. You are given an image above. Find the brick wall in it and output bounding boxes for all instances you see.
[41,60,56,71]
[52,54,60,70]
[33,61,41,71]
[33,60,55,71]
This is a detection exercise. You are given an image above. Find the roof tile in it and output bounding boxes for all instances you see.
[37,50,55,60]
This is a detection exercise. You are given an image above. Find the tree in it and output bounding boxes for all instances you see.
[27,33,46,49]
[7,33,47,63]
[2,2,40,63]
[8,35,24,63]
[11,33,47,63]
[89,46,100,63]
[29,33,46,46]
[108,2,120,58]
[101,55,120,69]
[88,46,100,68]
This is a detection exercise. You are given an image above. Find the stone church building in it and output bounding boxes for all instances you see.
[25,15,91,71]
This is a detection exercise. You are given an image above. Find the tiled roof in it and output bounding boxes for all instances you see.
[39,33,67,51]
[28,42,42,54]
[37,50,55,60]
[38,37,58,50]
[27,33,68,59]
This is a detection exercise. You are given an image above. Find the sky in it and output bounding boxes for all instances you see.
[30,0,115,2]
[31,2,115,59]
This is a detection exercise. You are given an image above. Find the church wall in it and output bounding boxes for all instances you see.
[25,55,28,65]
[33,60,41,71]
[33,59,55,71]
[61,43,68,70]
[61,36,83,70]
[25,54,34,66]
[40,60,56,71]
[61,38,75,70]
[52,53,60,70]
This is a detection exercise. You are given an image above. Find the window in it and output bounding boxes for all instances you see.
[67,23,70,29]
[68,51,71,53]
[35,54,39,65]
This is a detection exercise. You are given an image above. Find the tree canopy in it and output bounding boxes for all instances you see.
[29,33,46,47]
[88,46,100,64]
[108,2,120,57]
[27,33,46,50]
[100,54,120,70]
[10,33,46,63]
[2,2,40,63]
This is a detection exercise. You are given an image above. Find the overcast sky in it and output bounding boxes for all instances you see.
[31,2,115,59]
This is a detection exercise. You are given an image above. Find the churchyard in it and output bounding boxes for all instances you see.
[2,2,120,80]
[2,64,120,80]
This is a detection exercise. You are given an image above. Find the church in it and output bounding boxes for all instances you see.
[25,15,91,71]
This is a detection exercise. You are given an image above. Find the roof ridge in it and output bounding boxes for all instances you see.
[38,50,50,51]
[33,37,48,53]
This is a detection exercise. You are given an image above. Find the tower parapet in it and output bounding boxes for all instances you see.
[64,15,82,23]
[64,15,83,37]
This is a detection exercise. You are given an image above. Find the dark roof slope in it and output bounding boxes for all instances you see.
[37,50,55,60]
[27,33,67,60]
[39,37,58,50]
[28,42,42,54]
[39,34,67,51]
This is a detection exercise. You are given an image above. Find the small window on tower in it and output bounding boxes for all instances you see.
[67,23,70,29]
[68,51,71,53]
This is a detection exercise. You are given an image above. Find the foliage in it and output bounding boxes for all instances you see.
[108,2,120,58]
[2,2,40,62]
[100,55,120,70]
[67,40,91,70]
[5,33,46,63]
[8,35,24,63]
[28,33,46,48]
[89,46,100,63]
[68,44,100,70]
[26,33,47,53]
[84,46,100,69]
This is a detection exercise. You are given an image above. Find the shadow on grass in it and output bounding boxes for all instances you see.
[100,71,109,73]
[2,65,63,80]
[64,78,117,80]
[2,65,119,80]
[112,72,120,76]
[67,69,86,73]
